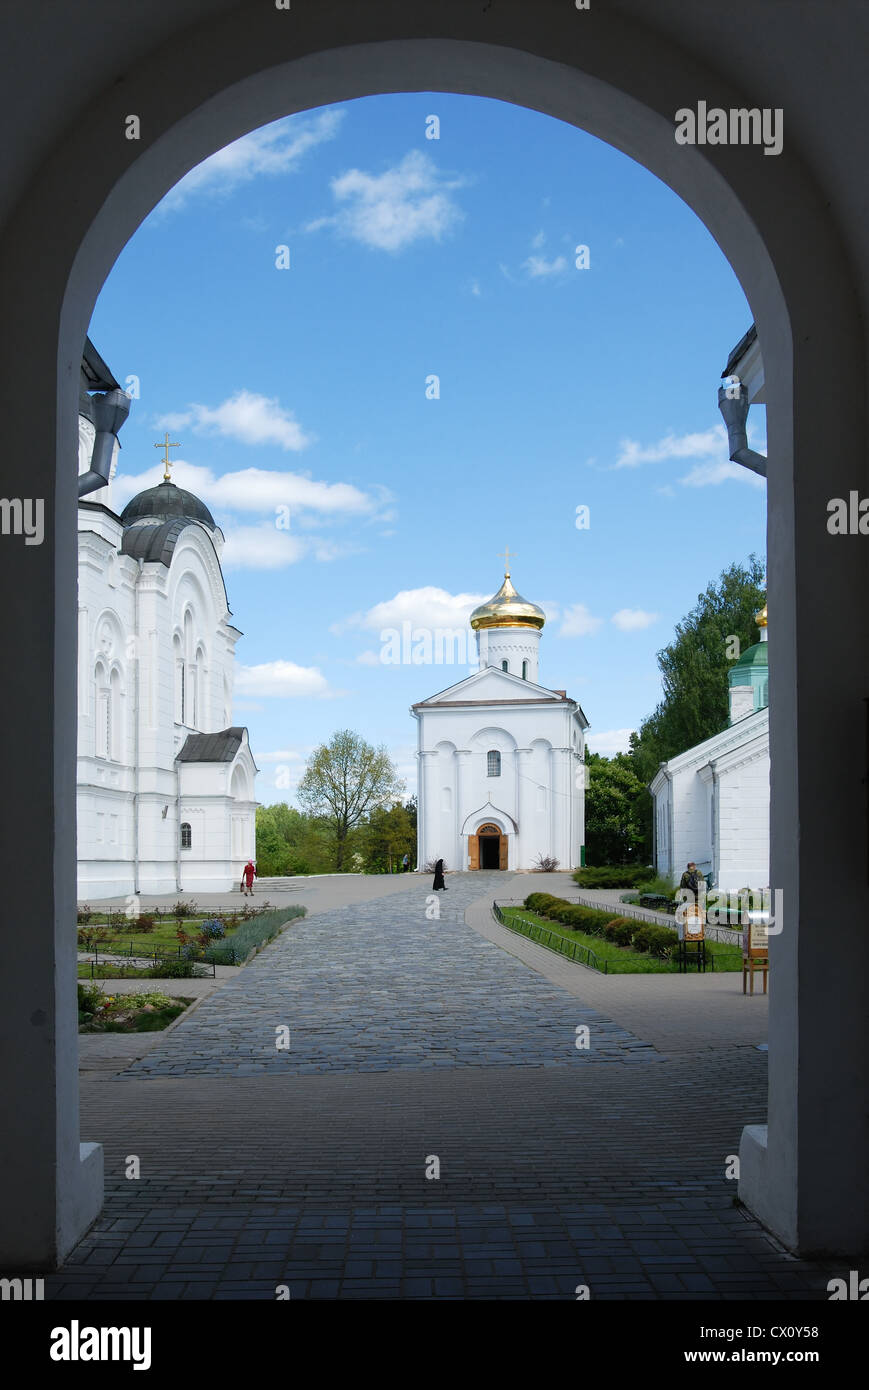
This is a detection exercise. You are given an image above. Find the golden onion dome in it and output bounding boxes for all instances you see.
[470,570,546,630]
[755,603,768,628]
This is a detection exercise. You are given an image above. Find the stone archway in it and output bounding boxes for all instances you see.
[1,3,866,1266]
[470,822,508,871]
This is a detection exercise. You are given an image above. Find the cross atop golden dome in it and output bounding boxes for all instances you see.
[470,555,546,631]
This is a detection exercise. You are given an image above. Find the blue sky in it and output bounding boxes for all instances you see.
[90,93,766,805]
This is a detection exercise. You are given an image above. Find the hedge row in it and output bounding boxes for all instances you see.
[572,864,656,889]
[523,893,678,959]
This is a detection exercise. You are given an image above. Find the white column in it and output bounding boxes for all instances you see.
[455,749,471,869]
[417,749,438,869]
[515,748,534,869]
[551,748,571,867]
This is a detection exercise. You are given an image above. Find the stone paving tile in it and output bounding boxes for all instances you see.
[44,874,844,1299]
[121,874,660,1077]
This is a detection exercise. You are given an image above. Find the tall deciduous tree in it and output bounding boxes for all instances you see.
[297,730,403,870]
[630,555,766,784]
[584,753,648,865]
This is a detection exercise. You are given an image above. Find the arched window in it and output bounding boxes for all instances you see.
[194,644,206,730]
[109,668,122,761]
[501,659,509,672]
[95,661,109,759]
[174,634,184,724]
[521,659,529,679]
[183,610,194,726]
[180,822,192,850]
[487,750,501,777]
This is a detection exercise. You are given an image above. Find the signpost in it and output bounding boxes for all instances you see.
[742,910,770,994]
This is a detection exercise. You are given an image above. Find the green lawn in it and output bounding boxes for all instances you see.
[77,905,307,968]
[500,907,742,974]
[78,918,203,956]
[78,962,161,980]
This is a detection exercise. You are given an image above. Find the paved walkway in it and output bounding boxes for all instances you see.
[47,872,838,1301]
[121,873,656,1077]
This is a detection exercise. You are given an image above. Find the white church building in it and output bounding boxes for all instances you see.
[76,340,258,898]
[649,605,770,892]
[413,564,588,871]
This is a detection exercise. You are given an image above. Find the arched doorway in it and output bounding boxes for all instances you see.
[475,822,506,870]
[1,6,865,1266]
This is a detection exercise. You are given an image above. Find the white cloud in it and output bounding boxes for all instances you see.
[221,525,307,571]
[306,150,466,251]
[531,229,546,249]
[679,460,765,489]
[220,525,355,571]
[615,425,726,469]
[559,603,603,637]
[235,661,337,699]
[335,586,489,635]
[612,608,659,632]
[112,459,384,521]
[355,650,382,666]
[613,423,766,489]
[522,253,568,278]
[158,390,314,452]
[158,110,344,212]
[587,727,635,756]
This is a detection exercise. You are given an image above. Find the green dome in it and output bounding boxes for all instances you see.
[729,641,769,686]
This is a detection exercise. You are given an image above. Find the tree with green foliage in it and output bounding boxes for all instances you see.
[584,752,649,865]
[629,555,766,784]
[362,800,416,873]
[297,730,404,870]
[256,803,305,876]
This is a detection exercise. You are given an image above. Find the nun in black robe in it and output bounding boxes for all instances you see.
[432,858,447,891]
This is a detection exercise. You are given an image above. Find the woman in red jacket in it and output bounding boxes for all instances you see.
[242,860,256,896]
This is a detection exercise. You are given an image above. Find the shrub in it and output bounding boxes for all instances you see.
[77,980,104,1022]
[605,918,636,947]
[523,895,615,936]
[573,864,656,889]
[147,957,207,979]
[523,892,561,914]
[228,905,306,960]
[77,904,93,925]
[554,905,588,928]
[135,914,156,934]
[570,907,616,936]
[172,899,198,921]
[105,909,126,931]
[546,902,576,924]
[199,918,226,940]
[533,853,560,872]
[77,925,111,949]
[642,924,678,958]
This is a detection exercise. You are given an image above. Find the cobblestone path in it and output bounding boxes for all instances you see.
[45,875,839,1300]
[123,873,658,1077]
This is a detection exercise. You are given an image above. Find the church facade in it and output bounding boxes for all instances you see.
[76,343,257,898]
[413,566,587,871]
[649,607,770,892]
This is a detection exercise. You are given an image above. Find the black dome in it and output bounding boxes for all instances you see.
[120,480,215,531]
